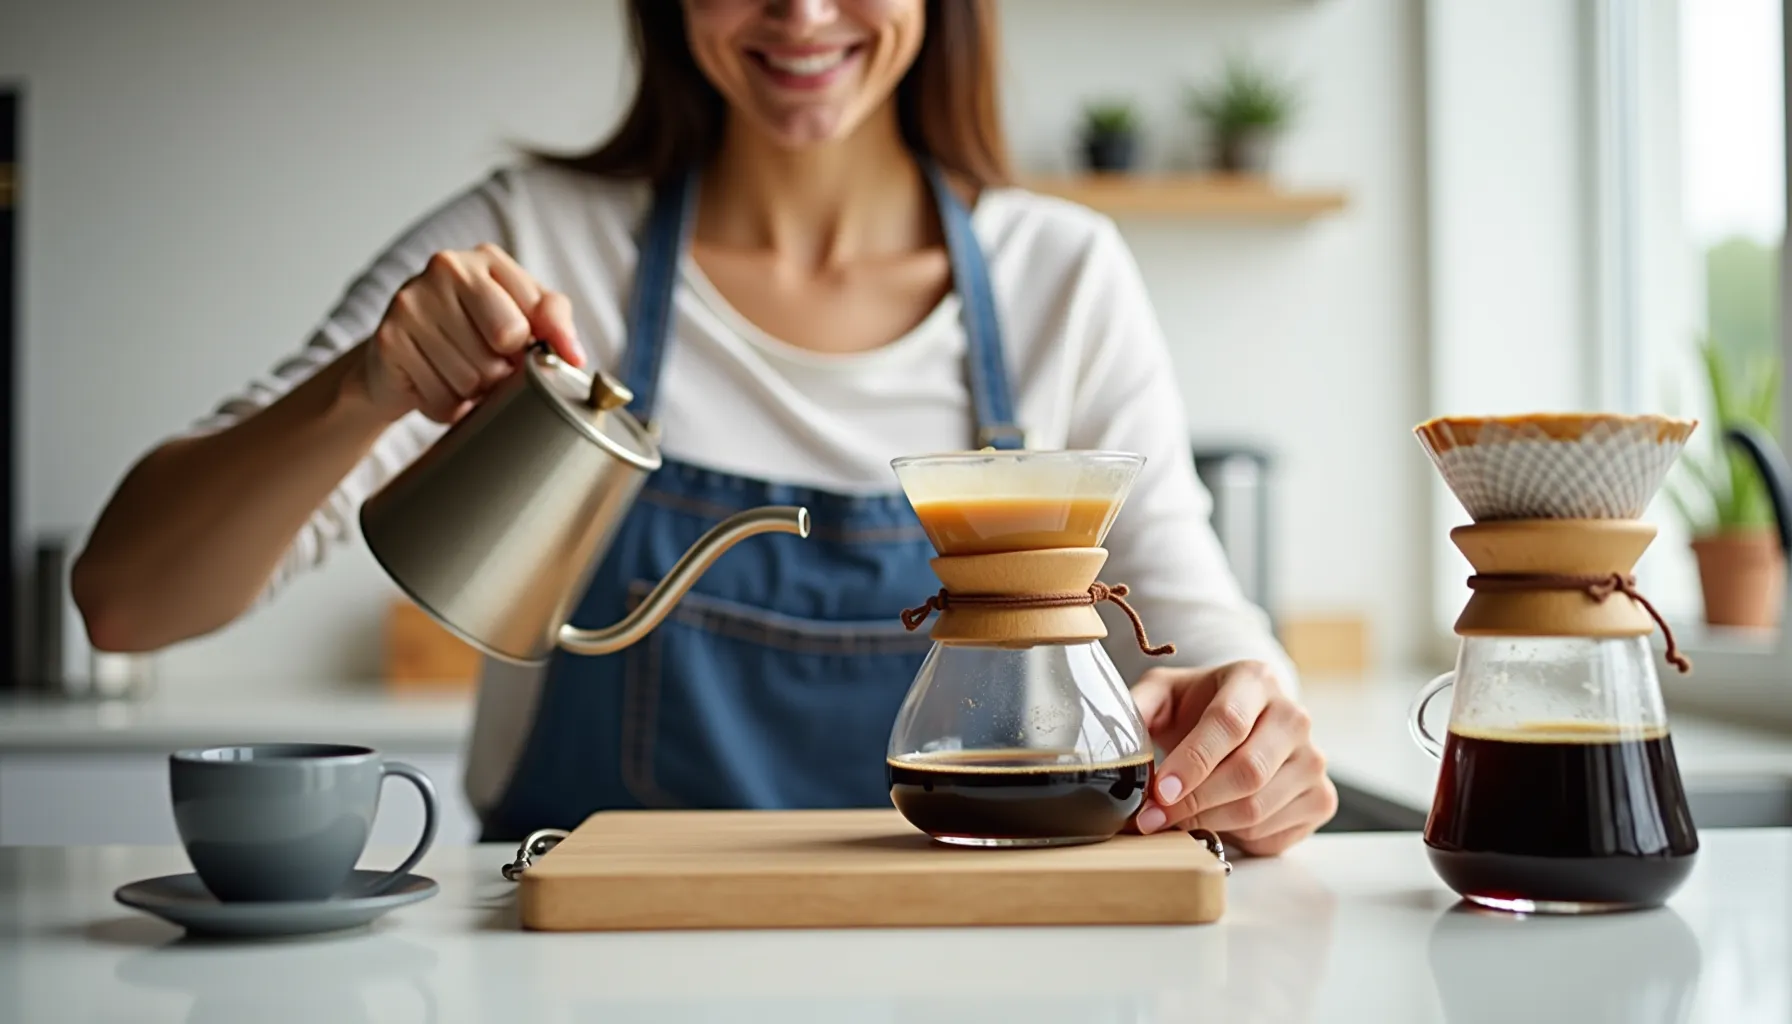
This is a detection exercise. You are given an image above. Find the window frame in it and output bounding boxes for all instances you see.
[1598,0,1792,727]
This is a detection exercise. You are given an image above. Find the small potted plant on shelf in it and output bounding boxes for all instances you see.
[1665,337,1787,630]
[1185,53,1299,176]
[1079,99,1141,174]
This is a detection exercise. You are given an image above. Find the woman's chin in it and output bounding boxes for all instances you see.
[749,109,858,151]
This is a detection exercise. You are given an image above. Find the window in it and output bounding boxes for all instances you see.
[1605,0,1791,697]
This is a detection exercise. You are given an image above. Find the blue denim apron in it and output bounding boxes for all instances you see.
[479,159,1024,841]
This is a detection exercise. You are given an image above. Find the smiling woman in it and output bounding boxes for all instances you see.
[71,0,1331,855]
[548,0,1006,188]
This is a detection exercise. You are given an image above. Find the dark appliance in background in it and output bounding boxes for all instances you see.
[2,89,17,692]
[1191,444,1276,633]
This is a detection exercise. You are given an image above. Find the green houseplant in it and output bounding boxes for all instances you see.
[1665,338,1786,629]
[1080,99,1141,173]
[1185,53,1299,175]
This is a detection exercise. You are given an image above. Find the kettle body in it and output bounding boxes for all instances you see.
[360,346,808,665]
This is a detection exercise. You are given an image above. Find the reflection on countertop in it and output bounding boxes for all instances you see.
[5,830,1789,1021]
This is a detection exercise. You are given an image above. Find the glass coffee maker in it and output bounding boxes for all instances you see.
[884,450,1178,847]
[1410,413,1702,914]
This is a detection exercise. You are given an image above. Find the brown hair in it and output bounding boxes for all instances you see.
[542,0,1012,189]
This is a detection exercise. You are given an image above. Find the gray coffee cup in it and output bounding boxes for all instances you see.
[170,743,438,903]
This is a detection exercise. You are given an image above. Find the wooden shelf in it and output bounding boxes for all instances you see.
[1022,173,1348,222]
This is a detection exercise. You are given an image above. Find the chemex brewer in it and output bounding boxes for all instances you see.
[885,449,1177,848]
[1410,412,1702,914]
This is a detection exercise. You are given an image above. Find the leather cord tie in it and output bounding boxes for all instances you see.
[900,582,1176,657]
[1466,572,1692,674]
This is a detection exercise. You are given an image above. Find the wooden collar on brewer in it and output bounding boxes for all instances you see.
[899,548,1176,654]
[1450,519,1692,674]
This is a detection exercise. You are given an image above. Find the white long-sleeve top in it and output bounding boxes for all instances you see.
[190,162,1298,816]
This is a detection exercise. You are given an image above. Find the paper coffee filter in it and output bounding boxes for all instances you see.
[891,450,1144,506]
[1415,413,1697,521]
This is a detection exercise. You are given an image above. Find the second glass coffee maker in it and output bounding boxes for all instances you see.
[1410,413,1703,914]
[885,450,1177,847]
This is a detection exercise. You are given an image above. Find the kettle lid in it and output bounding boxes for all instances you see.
[522,345,661,472]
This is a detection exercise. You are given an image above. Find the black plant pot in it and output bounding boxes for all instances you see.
[1082,133,1138,173]
[1214,131,1275,176]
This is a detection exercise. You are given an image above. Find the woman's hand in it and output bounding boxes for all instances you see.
[359,243,586,424]
[1130,660,1337,856]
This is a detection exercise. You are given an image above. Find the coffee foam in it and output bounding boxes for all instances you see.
[1449,722,1670,745]
[888,748,1155,775]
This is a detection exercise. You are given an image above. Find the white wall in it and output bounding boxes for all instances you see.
[1420,0,1601,644]
[1,0,1432,686]
[999,0,1430,669]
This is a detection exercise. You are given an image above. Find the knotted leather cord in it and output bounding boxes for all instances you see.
[1465,572,1692,674]
[900,582,1177,657]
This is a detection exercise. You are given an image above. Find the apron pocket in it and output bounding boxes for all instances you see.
[620,582,934,810]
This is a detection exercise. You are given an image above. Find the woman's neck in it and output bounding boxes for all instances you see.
[697,104,936,270]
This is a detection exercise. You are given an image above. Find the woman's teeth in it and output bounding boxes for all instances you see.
[763,50,849,76]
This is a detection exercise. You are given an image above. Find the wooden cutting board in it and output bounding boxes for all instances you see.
[517,809,1226,931]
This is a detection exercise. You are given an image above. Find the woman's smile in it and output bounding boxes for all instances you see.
[747,42,867,90]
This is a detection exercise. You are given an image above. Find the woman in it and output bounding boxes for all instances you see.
[72,0,1336,853]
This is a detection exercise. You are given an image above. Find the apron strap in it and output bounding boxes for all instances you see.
[918,157,1025,451]
[617,173,699,426]
[617,159,1025,450]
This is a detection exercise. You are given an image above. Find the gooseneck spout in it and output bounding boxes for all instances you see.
[1725,423,1792,558]
[557,506,812,656]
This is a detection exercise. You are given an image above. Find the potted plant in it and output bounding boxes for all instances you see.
[1665,338,1787,629]
[1185,53,1299,176]
[1079,99,1141,174]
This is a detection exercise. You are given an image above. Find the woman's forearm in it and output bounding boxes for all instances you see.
[72,341,397,652]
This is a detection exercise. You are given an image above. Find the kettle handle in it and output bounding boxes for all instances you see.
[1725,423,1792,557]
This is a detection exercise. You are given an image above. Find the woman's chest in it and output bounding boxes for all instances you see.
[688,244,953,356]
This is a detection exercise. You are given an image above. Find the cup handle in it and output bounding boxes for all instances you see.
[1407,671,1454,760]
[361,761,439,896]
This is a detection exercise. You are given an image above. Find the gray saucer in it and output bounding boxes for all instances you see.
[114,869,438,938]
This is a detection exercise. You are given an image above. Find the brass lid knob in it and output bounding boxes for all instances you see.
[588,370,634,412]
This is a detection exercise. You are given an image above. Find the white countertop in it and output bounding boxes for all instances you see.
[0,685,472,754]
[4,830,1787,1022]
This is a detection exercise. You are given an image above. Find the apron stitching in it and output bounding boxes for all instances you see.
[621,627,684,808]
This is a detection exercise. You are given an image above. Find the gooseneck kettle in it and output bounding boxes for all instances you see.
[359,344,810,665]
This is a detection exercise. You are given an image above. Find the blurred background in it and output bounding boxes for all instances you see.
[0,0,1788,841]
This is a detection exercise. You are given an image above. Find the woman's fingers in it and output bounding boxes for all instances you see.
[481,244,585,366]
[1187,700,1308,812]
[376,322,461,423]
[1176,746,1316,834]
[454,273,535,380]
[1150,663,1275,809]
[1229,777,1340,856]
[530,290,584,367]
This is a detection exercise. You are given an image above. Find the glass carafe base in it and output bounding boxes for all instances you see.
[929,834,1114,849]
[1462,894,1653,916]
[1425,846,1698,915]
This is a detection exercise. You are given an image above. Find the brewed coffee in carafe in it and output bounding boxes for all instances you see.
[1411,414,1701,913]
[886,450,1173,847]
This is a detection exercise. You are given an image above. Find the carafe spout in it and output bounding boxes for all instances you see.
[557,506,811,656]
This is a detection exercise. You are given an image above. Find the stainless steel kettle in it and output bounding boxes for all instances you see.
[359,344,810,665]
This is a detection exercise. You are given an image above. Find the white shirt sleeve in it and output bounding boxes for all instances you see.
[1063,219,1301,696]
[186,173,518,601]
